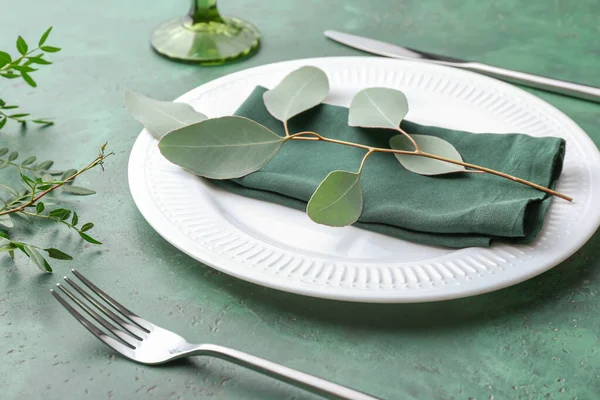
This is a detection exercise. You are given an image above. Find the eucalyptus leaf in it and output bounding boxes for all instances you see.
[307,170,363,227]
[159,116,286,179]
[0,51,11,66]
[60,168,78,180]
[79,232,101,244]
[24,246,52,272]
[61,185,96,195]
[389,134,466,175]
[44,248,73,260]
[0,214,13,228]
[39,26,53,46]
[15,212,32,223]
[124,90,207,140]
[263,66,329,122]
[348,87,409,129]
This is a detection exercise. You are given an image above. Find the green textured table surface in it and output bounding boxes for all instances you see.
[1,1,599,399]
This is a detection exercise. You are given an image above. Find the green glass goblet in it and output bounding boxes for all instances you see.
[151,0,261,64]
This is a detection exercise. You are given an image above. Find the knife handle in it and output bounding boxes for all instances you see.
[462,62,600,103]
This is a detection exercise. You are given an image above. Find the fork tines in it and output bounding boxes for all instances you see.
[51,269,151,353]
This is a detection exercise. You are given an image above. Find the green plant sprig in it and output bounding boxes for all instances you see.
[0,26,60,130]
[124,66,571,228]
[0,144,113,272]
[286,130,570,201]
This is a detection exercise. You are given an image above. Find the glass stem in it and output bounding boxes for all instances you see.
[188,0,225,24]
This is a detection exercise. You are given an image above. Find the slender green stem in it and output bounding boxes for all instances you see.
[358,149,374,174]
[20,210,77,231]
[283,120,290,137]
[288,131,572,202]
[0,148,113,216]
[397,127,420,152]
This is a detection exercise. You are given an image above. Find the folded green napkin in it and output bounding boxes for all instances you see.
[212,87,565,248]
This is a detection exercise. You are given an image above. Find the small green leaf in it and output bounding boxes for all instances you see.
[0,214,13,228]
[71,211,78,226]
[80,222,94,232]
[16,36,28,55]
[0,237,10,247]
[49,208,68,217]
[32,119,54,126]
[20,173,35,187]
[40,46,60,53]
[24,246,52,272]
[159,116,285,179]
[37,160,54,170]
[21,72,37,87]
[348,87,409,129]
[0,244,17,253]
[79,232,101,245]
[60,210,71,220]
[27,57,52,65]
[8,151,18,161]
[0,160,9,169]
[263,66,330,122]
[389,134,466,175]
[0,51,11,67]
[60,169,77,180]
[8,113,30,119]
[307,170,363,227]
[123,90,207,140]
[0,118,6,130]
[13,65,37,73]
[21,156,36,166]
[0,148,8,156]
[61,186,96,195]
[44,248,73,261]
[1,72,20,79]
[15,212,32,223]
[36,202,45,213]
[38,26,53,46]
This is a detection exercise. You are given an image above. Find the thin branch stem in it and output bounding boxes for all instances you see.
[283,120,290,137]
[0,148,113,216]
[287,131,571,202]
[397,126,420,152]
[20,210,77,231]
[358,149,374,174]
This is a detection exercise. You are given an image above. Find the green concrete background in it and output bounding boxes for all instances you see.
[1,0,599,399]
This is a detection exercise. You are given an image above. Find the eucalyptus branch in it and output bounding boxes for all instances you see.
[0,144,111,271]
[0,27,60,130]
[125,65,573,234]
[289,131,571,201]
[0,145,113,216]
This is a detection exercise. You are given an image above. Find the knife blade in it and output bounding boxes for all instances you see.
[324,30,600,104]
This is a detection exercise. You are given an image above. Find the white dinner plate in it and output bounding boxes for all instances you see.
[128,57,600,303]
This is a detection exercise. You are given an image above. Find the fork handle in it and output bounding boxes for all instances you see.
[184,344,380,400]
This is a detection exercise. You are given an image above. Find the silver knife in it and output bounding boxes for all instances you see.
[325,30,600,104]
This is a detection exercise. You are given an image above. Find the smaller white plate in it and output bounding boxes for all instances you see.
[128,57,600,303]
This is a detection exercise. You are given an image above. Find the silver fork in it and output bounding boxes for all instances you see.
[51,269,380,400]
